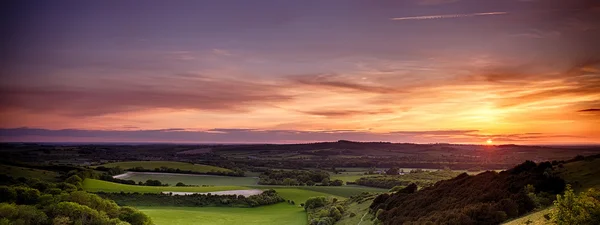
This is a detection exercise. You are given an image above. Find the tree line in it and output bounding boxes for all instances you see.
[258,169,343,186]
[355,170,461,189]
[0,175,153,225]
[96,165,245,177]
[96,189,284,208]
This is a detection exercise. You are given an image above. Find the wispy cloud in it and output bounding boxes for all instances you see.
[0,74,292,117]
[578,108,600,112]
[391,12,508,21]
[288,73,403,94]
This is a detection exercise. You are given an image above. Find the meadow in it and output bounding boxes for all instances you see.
[97,161,231,173]
[138,203,307,225]
[118,172,259,186]
[84,178,357,225]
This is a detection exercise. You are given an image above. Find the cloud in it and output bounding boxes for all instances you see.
[0,74,292,117]
[288,73,403,94]
[212,49,233,57]
[578,108,600,112]
[391,12,508,21]
[510,29,561,39]
[301,109,395,117]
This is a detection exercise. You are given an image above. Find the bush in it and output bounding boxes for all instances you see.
[551,186,600,225]
[304,197,328,210]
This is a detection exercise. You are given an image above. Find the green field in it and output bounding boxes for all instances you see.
[138,203,307,225]
[84,168,388,225]
[83,179,251,193]
[119,172,259,186]
[134,187,341,225]
[97,161,231,173]
[0,164,60,181]
[295,185,386,197]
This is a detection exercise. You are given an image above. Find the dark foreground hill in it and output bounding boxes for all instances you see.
[370,160,566,225]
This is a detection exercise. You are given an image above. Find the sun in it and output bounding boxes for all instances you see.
[486,139,493,145]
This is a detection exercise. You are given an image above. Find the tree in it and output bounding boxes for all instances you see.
[175,182,186,187]
[304,197,328,210]
[14,187,40,205]
[53,216,72,225]
[144,180,163,186]
[321,178,330,186]
[551,186,600,225]
[108,166,125,176]
[0,186,16,203]
[386,167,399,175]
[65,175,83,185]
[329,180,343,186]
[329,207,342,220]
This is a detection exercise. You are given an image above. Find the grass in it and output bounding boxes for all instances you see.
[138,203,307,225]
[0,164,60,181]
[83,179,250,193]
[559,157,600,191]
[331,174,379,183]
[245,185,387,198]
[336,199,375,225]
[502,208,553,225]
[97,161,231,173]
[119,172,258,186]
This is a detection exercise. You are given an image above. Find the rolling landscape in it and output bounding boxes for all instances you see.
[1,143,599,224]
[1,0,600,224]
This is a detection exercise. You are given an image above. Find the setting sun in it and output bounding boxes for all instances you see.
[487,139,493,145]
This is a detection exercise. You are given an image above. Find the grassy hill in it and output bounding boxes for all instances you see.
[97,161,231,173]
[0,164,60,181]
[502,156,600,225]
[83,179,250,193]
[559,157,600,191]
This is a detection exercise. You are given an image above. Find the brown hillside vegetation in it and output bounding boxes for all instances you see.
[370,161,566,225]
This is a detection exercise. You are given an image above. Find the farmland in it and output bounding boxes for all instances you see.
[82,179,251,193]
[117,172,259,186]
[138,204,307,225]
[97,161,231,173]
[84,177,355,225]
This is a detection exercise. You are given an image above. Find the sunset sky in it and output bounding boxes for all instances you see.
[1,0,599,144]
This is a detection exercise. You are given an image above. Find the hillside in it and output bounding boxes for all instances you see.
[502,155,600,225]
[370,161,565,225]
[0,164,60,181]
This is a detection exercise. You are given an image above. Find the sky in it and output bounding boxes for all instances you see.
[1,0,599,144]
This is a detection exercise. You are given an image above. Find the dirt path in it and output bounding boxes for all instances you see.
[358,211,369,225]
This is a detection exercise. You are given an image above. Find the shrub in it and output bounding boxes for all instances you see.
[551,186,600,225]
